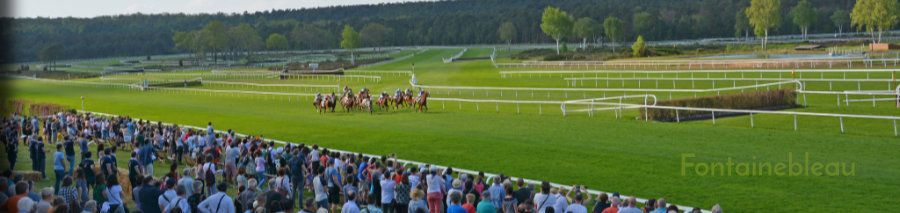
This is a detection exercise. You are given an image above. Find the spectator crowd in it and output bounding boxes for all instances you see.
[1,111,721,213]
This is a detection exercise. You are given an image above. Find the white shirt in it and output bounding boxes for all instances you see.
[552,194,567,213]
[425,174,444,193]
[106,185,124,205]
[565,203,587,213]
[341,201,360,213]
[276,176,292,195]
[313,176,327,201]
[164,196,192,213]
[158,189,177,210]
[380,178,396,204]
[197,192,235,213]
[178,177,195,197]
[533,193,551,212]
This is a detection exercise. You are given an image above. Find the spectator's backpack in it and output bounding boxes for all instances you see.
[205,164,216,184]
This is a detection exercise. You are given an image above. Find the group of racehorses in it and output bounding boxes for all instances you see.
[314,87,429,113]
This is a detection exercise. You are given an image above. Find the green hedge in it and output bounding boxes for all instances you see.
[642,89,797,122]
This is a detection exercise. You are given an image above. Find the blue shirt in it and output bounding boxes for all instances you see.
[448,204,467,213]
[54,151,65,170]
[79,138,89,153]
[488,184,505,208]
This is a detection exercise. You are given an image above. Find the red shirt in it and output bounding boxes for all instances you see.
[601,206,618,213]
[462,203,475,213]
[6,194,25,213]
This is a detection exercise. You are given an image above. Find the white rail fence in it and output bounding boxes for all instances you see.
[19,76,900,136]
[496,57,900,70]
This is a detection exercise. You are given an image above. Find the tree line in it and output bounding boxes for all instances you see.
[8,0,877,62]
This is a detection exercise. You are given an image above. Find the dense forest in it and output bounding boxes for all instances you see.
[7,0,860,62]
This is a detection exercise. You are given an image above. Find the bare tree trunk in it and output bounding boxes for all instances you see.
[878,30,883,43]
[555,39,560,55]
[582,38,587,51]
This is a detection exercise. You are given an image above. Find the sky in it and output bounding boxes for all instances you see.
[6,0,429,18]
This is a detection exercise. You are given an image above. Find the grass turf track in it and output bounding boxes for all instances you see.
[10,47,900,212]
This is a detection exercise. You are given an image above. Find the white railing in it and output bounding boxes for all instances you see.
[443,48,468,63]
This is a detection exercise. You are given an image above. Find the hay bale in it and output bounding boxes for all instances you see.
[116,168,133,202]
[13,171,43,182]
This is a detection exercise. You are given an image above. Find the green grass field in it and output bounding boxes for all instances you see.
[10,48,900,212]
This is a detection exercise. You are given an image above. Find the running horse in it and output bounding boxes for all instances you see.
[322,93,337,113]
[415,90,429,112]
[313,95,324,113]
[340,92,356,112]
[357,89,373,113]
[392,91,406,109]
[376,93,390,111]
[403,89,416,107]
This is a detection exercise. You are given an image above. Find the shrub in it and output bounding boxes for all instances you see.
[642,89,798,122]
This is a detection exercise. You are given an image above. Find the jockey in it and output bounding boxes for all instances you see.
[395,89,402,97]
[418,90,425,96]
[315,92,322,101]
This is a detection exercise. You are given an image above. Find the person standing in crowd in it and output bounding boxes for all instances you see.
[178,169,195,198]
[36,188,53,213]
[105,175,126,213]
[341,190,360,213]
[313,166,328,210]
[447,191,466,213]
[165,185,191,213]
[617,197,641,213]
[590,193,609,213]
[476,191,496,213]
[502,187,517,213]
[34,137,46,179]
[289,147,306,208]
[138,177,162,213]
[187,182,206,213]
[159,178,179,212]
[408,189,429,213]
[425,168,445,213]
[53,144,66,194]
[394,174,411,213]
[462,194,476,213]
[140,139,156,176]
[652,198,667,213]
[237,179,258,213]
[533,181,551,213]
[5,182,28,213]
[513,179,532,205]
[380,170,396,213]
[197,183,235,213]
[487,177,504,211]
[79,152,96,188]
[254,151,266,189]
[127,152,143,190]
[57,177,80,211]
[63,136,76,176]
[565,193,588,213]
